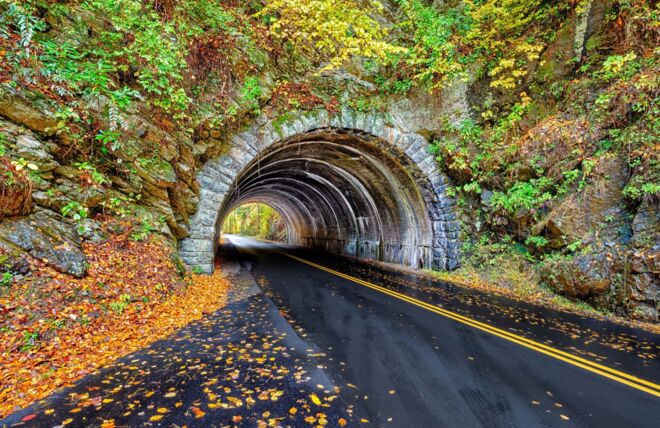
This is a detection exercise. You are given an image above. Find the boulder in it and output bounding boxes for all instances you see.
[541,252,612,299]
[0,210,87,277]
[542,247,659,321]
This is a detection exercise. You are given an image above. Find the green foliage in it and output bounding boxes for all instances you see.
[0,133,7,156]
[490,178,553,214]
[100,194,138,218]
[374,74,414,95]
[130,219,154,242]
[223,203,287,241]
[95,130,122,153]
[598,53,642,81]
[239,77,263,115]
[623,182,660,201]
[192,266,204,275]
[525,235,549,248]
[396,0,471,86]
[0,1,45,54]
[109,293,132,314]
[0,271,13,287]
[75,162,109,186]
[61,201,88,221]
[179,0,236,34]
[394,0,567,91]
[20,331,38,352]
[84,0,190,115]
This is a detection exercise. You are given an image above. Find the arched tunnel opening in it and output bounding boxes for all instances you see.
[213,129,440,269]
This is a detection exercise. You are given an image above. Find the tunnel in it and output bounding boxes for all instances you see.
[179,111,460,274]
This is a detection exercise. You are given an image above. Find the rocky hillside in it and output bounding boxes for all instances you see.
[0,0,657,321]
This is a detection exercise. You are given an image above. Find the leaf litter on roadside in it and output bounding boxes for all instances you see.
[0,220,231,417]
[2,272,353,426]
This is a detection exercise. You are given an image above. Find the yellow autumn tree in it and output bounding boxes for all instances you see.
[257,0,404,70]
[465,0,547,90]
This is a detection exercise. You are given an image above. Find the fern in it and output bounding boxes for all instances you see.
[0,2,45,55]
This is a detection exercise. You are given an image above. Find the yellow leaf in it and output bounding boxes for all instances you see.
[149,415,163,422]
[191,407,205,418]
[157,407,169,414]
[289,407,298,415]
[310,393,322,405]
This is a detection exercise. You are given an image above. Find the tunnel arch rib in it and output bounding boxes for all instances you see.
[180,110,460,274]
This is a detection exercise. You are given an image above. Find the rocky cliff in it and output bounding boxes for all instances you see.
[0,0,657,321]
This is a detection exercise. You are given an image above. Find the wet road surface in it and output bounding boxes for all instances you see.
[3,235,659,427]
[232,236,659,427]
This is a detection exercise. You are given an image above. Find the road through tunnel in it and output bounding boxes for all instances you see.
[179,111,460,274]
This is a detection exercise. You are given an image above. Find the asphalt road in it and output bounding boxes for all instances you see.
[3,235,658,427]
[227,235,660,427]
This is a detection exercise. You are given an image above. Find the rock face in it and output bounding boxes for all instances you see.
[0,88,59,135]
[0,211,88,277]
[542,245,659,321]
[514,116,603,182]
[537,155,628,248]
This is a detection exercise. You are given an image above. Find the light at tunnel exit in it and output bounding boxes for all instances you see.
[221,203,288,242]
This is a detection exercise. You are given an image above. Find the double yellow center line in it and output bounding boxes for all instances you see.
[281,251,660,398]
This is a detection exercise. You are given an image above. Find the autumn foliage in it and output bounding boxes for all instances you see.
[0,223,230,417]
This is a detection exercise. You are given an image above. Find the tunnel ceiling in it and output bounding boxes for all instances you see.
[218,129,436,267]
[179,111,460,274]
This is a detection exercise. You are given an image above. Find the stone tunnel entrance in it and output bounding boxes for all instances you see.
[179,111,460,274]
